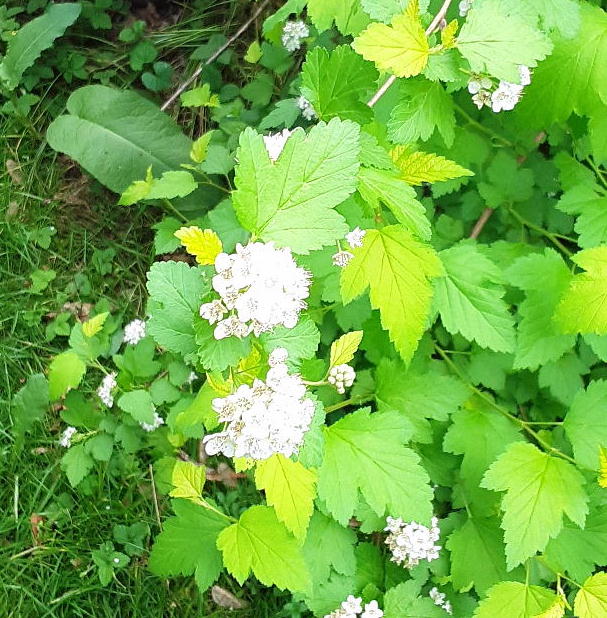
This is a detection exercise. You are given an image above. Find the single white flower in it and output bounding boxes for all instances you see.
[140,412,164,432]
[345,227,366,248]
[186,371,198,384]
[263,129,292,162]
[472,89,492,109]
[430,587,446,606]
[59,426,77,448]
[281,20,309,52]
[332,250,354,268]
[341,596,363,614]
[199,299,227,324]
[123,318,146,345]
[491,81,523,112]
[459,0,473,17]
[269,347,289,366]
[362,600,384,618]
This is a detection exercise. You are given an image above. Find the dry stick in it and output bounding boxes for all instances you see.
[148,463,162,530]
[469,207,494,238]
[161,0,271,112]
[367,0,454,108]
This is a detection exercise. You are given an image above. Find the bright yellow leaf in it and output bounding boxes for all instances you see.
[174,226,223,265]
[390,147,474,185]
[329,331,363,368]
[82,312,109,337]
[353,7,429,78]
[441,19,458,49]
[599,446,607,488]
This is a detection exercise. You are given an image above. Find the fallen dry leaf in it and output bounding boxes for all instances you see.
[6,159,23,185]
[211,585,249,609]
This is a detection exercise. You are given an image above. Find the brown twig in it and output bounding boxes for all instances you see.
[148,463,162,530]
[367,0,454,108]
[161,0,271,111]
[469,207,494,239]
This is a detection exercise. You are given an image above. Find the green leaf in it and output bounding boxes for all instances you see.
[434,243,516,353]
[302,511,357,584]
[557,186,607,249]
[169,460,205,504]
[545,507,607,583]
[329,331,363,368]
[563,381,607,470]
[113,522,149,557]
[254,454,317,540]
[554,247,607,335]
[387,79,455,147]
[353,6,430,78]
[301,46,378,124]
[307,0,369,36]
[357,167,431,240]
[233,119,360,254]
[519,0,581,38]
[317,408,433,525]
[384,581,445,618]
[46,86,193,197]
[61,443,95,487]
[116,390,156,425]
[390,149,473,185]
[457,0,553,82]
[174,381,216,437]
[147,171,197,200]
[29,269,56,294]
[190,131,214,164]
[195,318,252,372]
[48,351,86,400]
[149,499,229,592]
[146,261,209,358]
[506,249,576,370]
[538,352,588,406]
[377,360,468,443]
[473,582,558,618]
[11,374,49,448]
[361,0,429,23]
[477,152,534,207]
[217,505,310,592]
[481,442,588,569]
[574,572,607,617]
[260,316,320,366]
[0,3,81,90]
[517,4,607,127]
[446,516,509,595]
[180,84,219,108]
[340,225,443,362]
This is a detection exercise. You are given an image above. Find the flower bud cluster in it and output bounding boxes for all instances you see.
[203,348,315,460]
[199,242,311,340]
[59,426,77,448]
[263,129,292,162]
[97,372,117,408]
[328,364,356,394]
[123,318,146,345]
[281,20,309,52]
[429,587,453,615]
[468,65,532,112]
[458,0,474,16]
[384,516,441,568]
[324,596,383,618]
[140,412,165,433]
[297,95,316,120]
[332,228,366,268]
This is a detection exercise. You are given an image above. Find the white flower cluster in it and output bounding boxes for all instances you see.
[203,348,315,460]
[324,596,383,618]
[140,412,164,432]
[468,65,532,112]
[297,95,316,120]
[384,516,442,568]
[263,129,292,162]
[332,227,366,268]
[97,372,117,408]
[123,318,146,345]
[458,0,474,16]
[199,242,311,340]
[328,364,356,394]
[281,20,309,52]
[429,587,453,615]
[59,426,77,448]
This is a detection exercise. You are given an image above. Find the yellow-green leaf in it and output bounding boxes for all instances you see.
[574,572,607,617]
[118,166,153,205]
[169,460,205,504]
[190,131,214,164]
[329,331,363,368]
[352,7,429,78]
[390,147,474,185]
[254,454,317,540]
[441,19,458,49]
[534,596,566,618]
[48,351,86,400]
[244,40,262,63]
[599,446,607,488]
[82,312,109,337]
[555,247,607,334]
[174,226,223,265]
